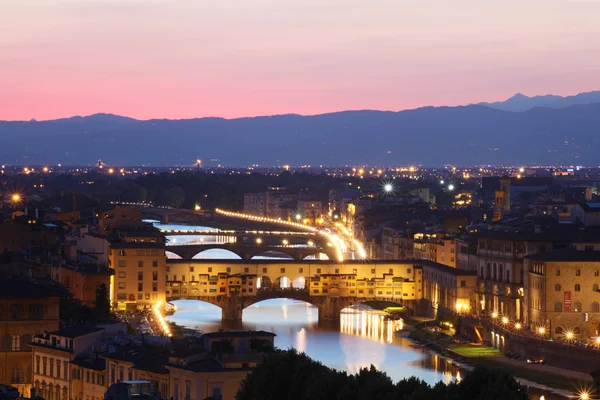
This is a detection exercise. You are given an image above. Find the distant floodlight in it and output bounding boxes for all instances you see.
[384,183,393,193]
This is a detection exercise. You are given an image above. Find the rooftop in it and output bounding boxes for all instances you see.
[526,248,600,262]
[410,259,477,276]
[71,357,106,371]
[50,325,104,339]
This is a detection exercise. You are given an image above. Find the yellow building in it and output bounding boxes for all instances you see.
[30,326,105,400]
[0,279,65,396]
[70,358,107,400]
[110,235,166,311]
[526,249,600,340]
[166,331,275,400]
[421,260,477,316]
[166,260,423,305]
[435,237,457,268]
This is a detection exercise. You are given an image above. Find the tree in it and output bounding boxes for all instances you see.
[236,350,529,400]
[94,283,112,322]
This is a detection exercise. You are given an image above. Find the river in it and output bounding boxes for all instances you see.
[155,221,558,398]
[167,298,461,385]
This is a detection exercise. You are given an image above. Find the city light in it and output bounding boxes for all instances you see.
[153,302,172,337]
[519,167,525,173]
[384,183,393,193]
[580,391,589,400]
[501,317,509,325]
[215,208,348,261]
[296,214,302,221]
[566,330,574,340]
[11,193,21,202]
[447,184,455,191]
[194,204,201,211]
[282,239,289,245]
[108,168,114,174]
[491,312,498,319]
[43,166,49,172]
[514,322,521,330]
[307,240,314,246]
[256,238,262,244]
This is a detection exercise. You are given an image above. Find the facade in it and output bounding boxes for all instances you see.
[167,331,275,400]
[70,357,106,400]
[166,260,424,307]
[243,192,266,216]
[296,200,323,225]
[456,236,478,271]
[421,261,477,316]
[381,228,413,260]
[109,240,167,311]
[0,279,65,396]
[571,202,600,226]
[435,237,457,268]
[51,263,113,307]
[30,326,104,400]
[0,220,58,252]
[525,249,600,340]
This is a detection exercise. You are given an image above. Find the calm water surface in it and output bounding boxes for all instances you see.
[167,299,460,385]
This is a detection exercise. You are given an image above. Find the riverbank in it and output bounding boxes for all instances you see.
[405,320,592,397]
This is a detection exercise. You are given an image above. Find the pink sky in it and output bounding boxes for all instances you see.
[1,0,600,121]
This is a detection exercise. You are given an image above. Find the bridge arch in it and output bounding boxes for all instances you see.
[166,251,182,260]
[192,249,243,260]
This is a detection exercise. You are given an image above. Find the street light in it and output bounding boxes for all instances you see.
[502,317,509,325]
[282,239,289,246]
[194,204,201,211]
[447,184,455,191]
[566,331,574,340]
[307,240,314,247]
[384,183,393,193]
[514,322,522,330]
[491,312,498,319]
[580,391,590,400]
[256,238,262,245]
[295,214,302,221]
[11,194,21,203]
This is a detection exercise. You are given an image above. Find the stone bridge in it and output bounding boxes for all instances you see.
[166,243,336,261]
[170,289,379,322]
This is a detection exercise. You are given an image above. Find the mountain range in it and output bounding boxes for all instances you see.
[477,90,600,112]
[1,91,600,166]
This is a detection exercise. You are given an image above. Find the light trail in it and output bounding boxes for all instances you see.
[215,209,348,261]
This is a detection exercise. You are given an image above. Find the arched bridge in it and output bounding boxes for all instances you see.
[166,243,336,261]
[171,289,383,322]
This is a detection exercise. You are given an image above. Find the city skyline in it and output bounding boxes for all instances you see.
[2,0,600,120]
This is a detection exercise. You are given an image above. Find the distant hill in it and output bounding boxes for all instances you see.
[478,90,600,112]
[1,105,600,166]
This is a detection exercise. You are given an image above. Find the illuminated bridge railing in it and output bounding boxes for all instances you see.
[161,229,315,236]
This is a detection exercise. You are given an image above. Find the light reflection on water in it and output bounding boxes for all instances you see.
[167,298,460,385]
